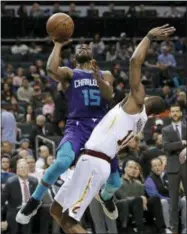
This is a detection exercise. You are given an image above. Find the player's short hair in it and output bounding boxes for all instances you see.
[148,96,166,115]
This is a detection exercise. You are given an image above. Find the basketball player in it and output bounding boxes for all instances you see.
[16,40,123,224]
[48,25,175,233]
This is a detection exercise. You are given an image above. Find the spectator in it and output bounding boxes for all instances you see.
[44,155,54,169]
[138,4,146,17]
[1,141,14,156]
[30,85,44,113]
[68,2,80,17]
[10,150,30,174]
[152,119,164,134]
[5,64,15,78]
[162,85,177,108]
[1,103,17,146]
[145,157,186,233]
[106,45,118,62]
[157,46,176,68]
[111,63,128,82]
[126,5,137,17]
[52,2,62,14]
[160,38,175,54]
[158,155,168,172]
[1,155,15,187]
[87,2,99,17]
[177,91,187,116]
[116,32,127,52]
[24,104,35,124]
[1,155,11,173]
[29,114,51,148]
[36,145,51,169]
[162,104,187,234]
[154,133,164,150]
[162,85,177,107]
[12,67,26,89]
[28,42,42,54]
[35,59,46,78]
[164,5,183,18]
[175,37,187,54]
[89,33,105,60]
[145,158,171,231]
[115,160,166,234]
[30,3,43,17]
[2,82,13,102]
[27,156,44,181]
[27,65,40,82]
[11,39,28,55]
[42,93,55,117]
[1,160,38,234]
[103,2,116,17]
[17,4,28,17]
[120,136,141,167]
[17,139,33,156]
[17,78,34,103]
[89,198,118,234]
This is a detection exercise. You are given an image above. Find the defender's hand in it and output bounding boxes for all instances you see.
[148,24,176,39]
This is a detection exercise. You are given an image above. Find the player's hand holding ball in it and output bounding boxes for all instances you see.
[147,24,176,40]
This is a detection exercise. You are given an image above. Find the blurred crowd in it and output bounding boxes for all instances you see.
[1,34,187,234]
[1,2,186,18]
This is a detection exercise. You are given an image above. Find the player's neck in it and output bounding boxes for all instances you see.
[79,63,91,71]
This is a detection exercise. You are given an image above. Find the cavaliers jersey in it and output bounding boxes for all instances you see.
[64,69,109,119]
[85,103,148,159]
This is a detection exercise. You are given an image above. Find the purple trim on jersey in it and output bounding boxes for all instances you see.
[110,157,119,173]
[57,118,102,158]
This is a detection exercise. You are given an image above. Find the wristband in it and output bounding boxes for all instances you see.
[146,34,154,42]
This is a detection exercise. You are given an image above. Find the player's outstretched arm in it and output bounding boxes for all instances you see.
[90,60,114,100]
[46,40,73,82]
[129,24,175,104]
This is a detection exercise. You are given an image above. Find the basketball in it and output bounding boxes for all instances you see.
[46,13,74,41]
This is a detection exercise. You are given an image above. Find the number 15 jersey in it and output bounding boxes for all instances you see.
[85,103,148,159]
[65,69,109,119]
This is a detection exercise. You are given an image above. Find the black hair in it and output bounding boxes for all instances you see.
[1,154,11,160]
[169,103,182,111]
[75,54,92,64]
[122,157,141,172]
[150,157,163,167]
[148,96,166,115]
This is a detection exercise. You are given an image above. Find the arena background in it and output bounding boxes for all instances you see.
[1,1,187,234]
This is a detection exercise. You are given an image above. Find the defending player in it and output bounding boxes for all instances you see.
[49,25,175,233]
[16,41,120,224]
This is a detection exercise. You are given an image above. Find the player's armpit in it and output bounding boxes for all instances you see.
[47,66,73,82]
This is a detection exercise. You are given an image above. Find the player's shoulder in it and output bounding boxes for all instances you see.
[59,66,73,77]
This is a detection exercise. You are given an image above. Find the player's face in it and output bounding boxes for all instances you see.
[76,44,92,63]
[169,106,182,122]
